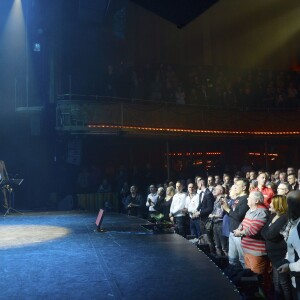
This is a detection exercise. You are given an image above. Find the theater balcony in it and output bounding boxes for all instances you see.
[56,94,300,140]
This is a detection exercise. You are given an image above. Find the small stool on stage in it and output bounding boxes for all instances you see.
[1,178,24,216]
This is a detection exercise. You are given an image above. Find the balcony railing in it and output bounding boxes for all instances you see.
[56,94,300,137]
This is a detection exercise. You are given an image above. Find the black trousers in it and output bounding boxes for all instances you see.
[174,216,186,237]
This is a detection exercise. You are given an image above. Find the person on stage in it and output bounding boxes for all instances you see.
[0,161,9,209]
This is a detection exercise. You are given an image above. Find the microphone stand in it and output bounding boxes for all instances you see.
[4,186,23,216]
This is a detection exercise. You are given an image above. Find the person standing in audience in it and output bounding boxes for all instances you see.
[194,178,214,251]
[222,173,232,191]
[278,190,300,300]
[169,181,187,236]
[222,178,249,268]
[261,195,293,300]
[207,175,215,192]
[253,172,274,208]
[146,184,158,219]
[274,170,281,186]
[209,185,228,256]
[287,173,299,191]
[234,191,269,295]
[215,174,222,185]
[279,172,288,184]
[185,183,201,238]
[277,182,290,196]
[153,187,165,218]
[287,167,296,176]
[125,185,144,217]
[161,186,175,221]
[249,170,257,183]
[222,184,238,248]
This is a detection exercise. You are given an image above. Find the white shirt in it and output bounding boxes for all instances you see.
[186,194,199,218]
[146,193,158,211]
[170,192,186,217]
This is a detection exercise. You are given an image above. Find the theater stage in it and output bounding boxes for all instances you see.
[0,212,240,300]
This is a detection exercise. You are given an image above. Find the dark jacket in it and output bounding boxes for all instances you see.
[228,194,248,232]
[197,188,214,221]
[261,213,288,266]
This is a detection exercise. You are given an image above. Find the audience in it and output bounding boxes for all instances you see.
[80,163,300,298]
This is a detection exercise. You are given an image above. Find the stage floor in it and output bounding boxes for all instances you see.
[0,211,240,300]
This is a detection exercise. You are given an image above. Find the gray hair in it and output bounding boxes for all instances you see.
[278,182,290,190]
[251,191,264,204]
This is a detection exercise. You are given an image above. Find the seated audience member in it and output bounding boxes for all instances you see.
[261,195,293,300]
[169,181,187,237]
[278,190,300,300]
[125,185,144,217]
[234,191,269,295]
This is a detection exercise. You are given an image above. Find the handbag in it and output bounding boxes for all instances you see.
[205,217,214,232]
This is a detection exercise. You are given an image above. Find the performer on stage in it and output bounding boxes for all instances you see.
[0,160,9,209]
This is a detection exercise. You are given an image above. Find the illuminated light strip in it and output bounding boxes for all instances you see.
[249,152,279,157]
[166,152,222,156]
[88,125,300,136]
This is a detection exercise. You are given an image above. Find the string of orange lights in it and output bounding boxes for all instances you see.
[88,124,300,136]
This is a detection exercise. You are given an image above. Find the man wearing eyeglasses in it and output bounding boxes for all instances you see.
[277,182,290,196]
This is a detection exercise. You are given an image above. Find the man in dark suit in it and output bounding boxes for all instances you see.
[287,173,299,191]
[195,178,214,252]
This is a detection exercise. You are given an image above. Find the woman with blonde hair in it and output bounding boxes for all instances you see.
[261,195,292,299]
[162,185,175,221]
